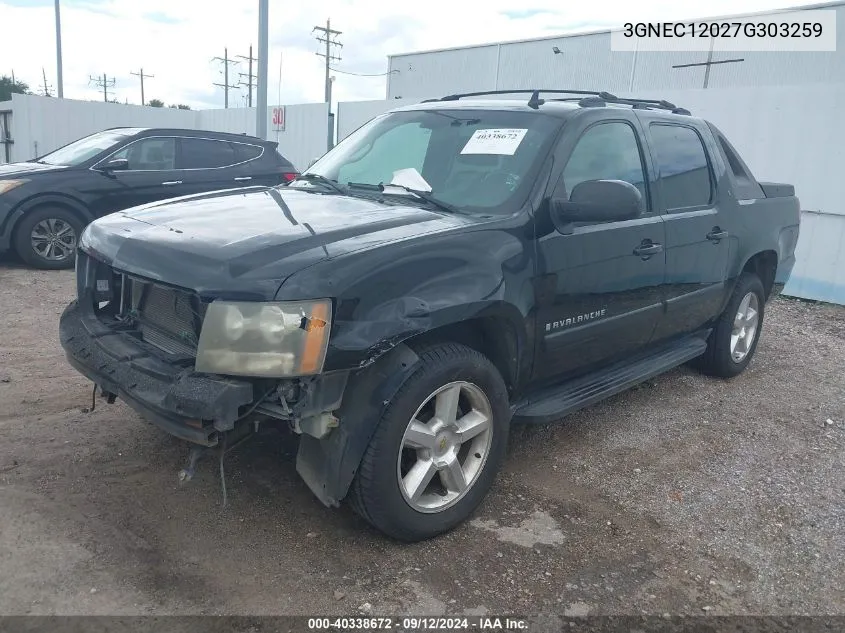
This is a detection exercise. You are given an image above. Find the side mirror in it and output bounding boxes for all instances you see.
[100,158,129,172]
[551,179,642,229]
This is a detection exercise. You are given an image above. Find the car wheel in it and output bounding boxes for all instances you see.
[696,272,765,378]
[13,207,83,270]
[348,343,510,542]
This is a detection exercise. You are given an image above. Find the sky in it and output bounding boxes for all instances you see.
[0,0,824,110]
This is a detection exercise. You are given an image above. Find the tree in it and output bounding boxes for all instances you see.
[147,98,164,107]
[0,75,30,101]
[168,103,191,110]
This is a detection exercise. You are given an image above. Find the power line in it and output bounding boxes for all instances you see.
[236,45,257,108]
[212,47,240,108]
[130,68,154,105]
[329,67,398,77]
[89,73,116,102]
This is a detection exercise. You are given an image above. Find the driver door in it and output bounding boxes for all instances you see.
[533,114,666,381]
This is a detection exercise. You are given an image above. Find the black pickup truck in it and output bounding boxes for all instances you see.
[60,89,801,541]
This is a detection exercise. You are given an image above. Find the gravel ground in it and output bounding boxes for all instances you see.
[0,262,843,617]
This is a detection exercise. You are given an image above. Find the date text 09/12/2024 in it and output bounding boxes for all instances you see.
[307,616,528,630]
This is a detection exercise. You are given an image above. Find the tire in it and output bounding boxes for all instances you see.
[696,272,765,378]
[348,343,510,542]
[13,207,83,270]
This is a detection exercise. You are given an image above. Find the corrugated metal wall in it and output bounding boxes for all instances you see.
[387,3,845,98]
[337,83,845,304]
[7,94,328,172]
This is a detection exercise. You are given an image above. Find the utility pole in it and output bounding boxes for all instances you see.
[256,0,269,139]
[130,68,154,105]
[236,45,257,108]
[55,0,64,97]
[40,68,53,97]
[212,47,239,108]
[313,18,342,103]
[89,73,116,102]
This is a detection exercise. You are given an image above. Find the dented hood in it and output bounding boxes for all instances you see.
[79,186,463,300]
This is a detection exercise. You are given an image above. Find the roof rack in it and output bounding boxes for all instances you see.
[421,89,690,115]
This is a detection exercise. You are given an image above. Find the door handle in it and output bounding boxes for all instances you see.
[233,176,252,181]
[633,242,664,258]
[707,228,728,242]
[161,180,182,186]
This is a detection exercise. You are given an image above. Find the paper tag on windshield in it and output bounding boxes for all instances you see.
[460,128,528,156]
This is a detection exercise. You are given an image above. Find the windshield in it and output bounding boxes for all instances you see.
[299,109,562,213]
[37,129,140,166]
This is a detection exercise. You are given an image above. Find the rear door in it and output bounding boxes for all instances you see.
[639,118,732,342]
[176,136,244,196]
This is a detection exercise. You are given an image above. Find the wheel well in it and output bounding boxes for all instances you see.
[11,200,89,244]
[742,251,778,299]
[403,318,520,395]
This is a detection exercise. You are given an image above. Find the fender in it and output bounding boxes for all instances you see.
[0,193,93,247]
[296,343,421,506]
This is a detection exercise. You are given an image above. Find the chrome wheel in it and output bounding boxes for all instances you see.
[730,291,760,363]
[30,218,77,261]
[397,381,494,513]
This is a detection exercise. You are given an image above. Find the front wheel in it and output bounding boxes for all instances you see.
[348,343,510,541]
[13,207,83,270]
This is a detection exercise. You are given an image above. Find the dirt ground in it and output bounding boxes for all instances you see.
[0,261,843,617]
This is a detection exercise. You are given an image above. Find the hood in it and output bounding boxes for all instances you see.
[0,162,69,176]
[80,186,467,300]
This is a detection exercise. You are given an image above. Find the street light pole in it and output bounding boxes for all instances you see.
[256,0,269,139]
[55,0,64,98]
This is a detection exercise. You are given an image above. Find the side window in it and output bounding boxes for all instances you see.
[233,143,263,163]
[715,134,764,200]
[650,124,712,210]
[337,122,431,185]
[111,137,176,170]
[179,138,238,169]
[561,122,648,211]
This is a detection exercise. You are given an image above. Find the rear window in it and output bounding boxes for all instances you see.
[179,138,237,169]
[650,124,712,210]
[233,143,263,162]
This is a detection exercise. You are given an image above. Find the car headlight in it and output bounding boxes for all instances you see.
[0,179,28,195]
[195,299,332,377]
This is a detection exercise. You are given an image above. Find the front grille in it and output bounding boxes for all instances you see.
[125,276,206,356]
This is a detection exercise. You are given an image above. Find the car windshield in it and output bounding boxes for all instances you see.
[298,108,562,213]
[37,129,139,166]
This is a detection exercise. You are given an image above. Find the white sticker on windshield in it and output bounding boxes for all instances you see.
[460,128,528,156]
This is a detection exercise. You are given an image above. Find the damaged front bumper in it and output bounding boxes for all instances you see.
[59,298,255,446]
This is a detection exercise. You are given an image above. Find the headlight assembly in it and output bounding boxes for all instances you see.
[195,299,332,377]
[0,179,28,195]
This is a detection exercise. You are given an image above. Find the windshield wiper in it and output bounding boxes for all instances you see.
[292,173,347,195]
[347,182,458,215]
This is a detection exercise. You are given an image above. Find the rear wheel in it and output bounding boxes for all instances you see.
[13,207,83,270]
[348,343,510,541]
[696,272,765,377]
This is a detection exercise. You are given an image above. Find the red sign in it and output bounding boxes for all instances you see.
[272,106,285,131]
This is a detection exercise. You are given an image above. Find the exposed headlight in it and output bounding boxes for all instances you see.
[0,179,28,195]
[195,299,332,377]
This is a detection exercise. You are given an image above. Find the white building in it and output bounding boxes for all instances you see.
[386,1,845,99]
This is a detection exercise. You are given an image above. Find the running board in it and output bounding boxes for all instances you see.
[512,335,708,425]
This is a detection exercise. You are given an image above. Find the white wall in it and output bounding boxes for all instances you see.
[336,98,419,141]
[7,94,328,172]
[10,93,193,161]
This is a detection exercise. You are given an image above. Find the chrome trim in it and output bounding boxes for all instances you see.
[89,135,266,173]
